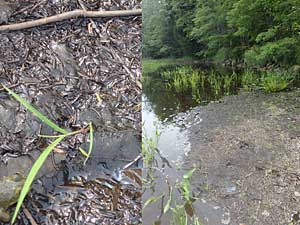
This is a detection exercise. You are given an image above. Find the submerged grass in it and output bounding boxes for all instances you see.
[2,84,93,224]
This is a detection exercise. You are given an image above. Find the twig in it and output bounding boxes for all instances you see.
[123,154,142,170]
[0,9,142,32]
[22,205,38,225]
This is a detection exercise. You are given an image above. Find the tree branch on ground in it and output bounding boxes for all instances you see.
[0,9,142,31]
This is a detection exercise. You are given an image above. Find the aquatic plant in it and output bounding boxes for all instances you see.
[208,71,222,96]
[163,66,204,99]
[142,124,161,189]
[171,204,202,225]
[192,88,201,103]
[142,126,202,225]
[171,69,190,93]
[173,74,183,92]
[2,84,93,224]
[261,70,294,92]
[171,168,202,225]
[142,126,160,169]
[241,69,260,90]
[190,71,203,102]
[161,70,174,81]
[180,168,196,203]
[190,71,200,90]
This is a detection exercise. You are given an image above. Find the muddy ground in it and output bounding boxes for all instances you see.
[0,0,141,224]
[182,90,300,225]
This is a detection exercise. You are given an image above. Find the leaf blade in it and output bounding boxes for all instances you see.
[11,136,65,224]
[2,84,68,135]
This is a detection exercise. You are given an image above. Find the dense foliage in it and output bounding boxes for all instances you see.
[143,0,300,67]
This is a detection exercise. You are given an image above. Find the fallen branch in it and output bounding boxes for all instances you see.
[0,9,142,32]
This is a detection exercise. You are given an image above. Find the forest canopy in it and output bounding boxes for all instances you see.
[142,0,300,67]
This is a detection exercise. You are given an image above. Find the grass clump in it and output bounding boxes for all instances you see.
[207,71,222,96]
[261,70,294,92]
[162,66,204,102]
[2,84,93,224]
[241,69,260,91]
[162,66,241,103]
[172,66,194,93]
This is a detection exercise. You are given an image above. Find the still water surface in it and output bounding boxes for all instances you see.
[142,66,231,224]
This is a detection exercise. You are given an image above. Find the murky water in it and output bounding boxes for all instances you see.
[143,94,190,165]
[142,66,234,225]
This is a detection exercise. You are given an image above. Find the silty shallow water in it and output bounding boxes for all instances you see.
[142,67,233,224]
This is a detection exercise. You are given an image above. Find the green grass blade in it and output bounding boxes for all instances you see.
[38,134,66,138]
[38,128,86,139]
[79,147,89,157]
[2,84,68,135]
[183,168,196,179]
[11,136,65,224]
[163,186,173,214]
[143,194,164,209]
[84,122,94,165]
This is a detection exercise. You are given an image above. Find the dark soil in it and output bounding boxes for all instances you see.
[0,0,141,224]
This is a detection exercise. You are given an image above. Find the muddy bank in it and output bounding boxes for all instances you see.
[182,90,300,225]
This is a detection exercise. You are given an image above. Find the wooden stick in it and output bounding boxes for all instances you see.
[0,9,142,32]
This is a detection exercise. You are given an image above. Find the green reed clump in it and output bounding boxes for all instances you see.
[223,72,238,95]
[161,70,174,81]
[190,71,203,103]
[162,66,246,103]
[208,71,222,96]
[261,70,294,92]
[241,69,260,90]
[162,66,195,93]
[162,65,204,99]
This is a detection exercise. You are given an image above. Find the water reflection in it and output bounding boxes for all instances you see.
[143,94,190,165]
[142,65,233,225]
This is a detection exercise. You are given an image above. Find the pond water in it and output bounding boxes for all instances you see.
[142,65,238,225]
[142,94,190,165]
[142,93,227,225]
[142,64,241,165]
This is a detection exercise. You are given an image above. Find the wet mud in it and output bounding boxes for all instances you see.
[183,90,300,225]
[0,0,141,224]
